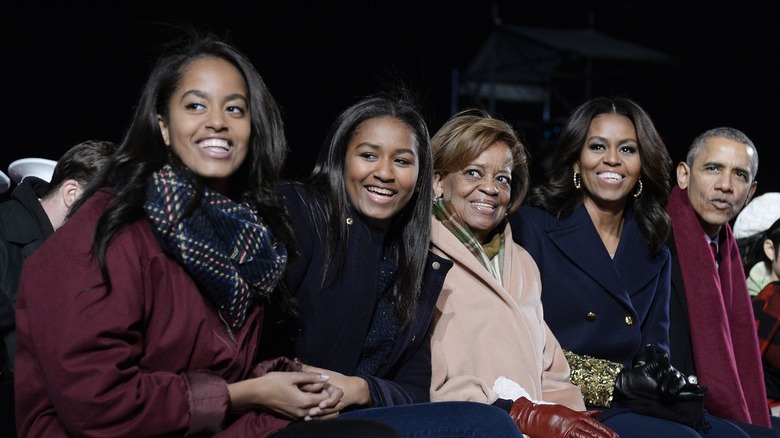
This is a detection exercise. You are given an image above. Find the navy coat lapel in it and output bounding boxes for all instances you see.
[544,206,664,308]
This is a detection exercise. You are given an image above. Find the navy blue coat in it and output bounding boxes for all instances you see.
[509,204,671,367]
[265,181,451,406]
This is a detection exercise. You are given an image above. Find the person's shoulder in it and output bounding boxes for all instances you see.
[277,180,329,223]
[507,235,534,258]
[21,191,112,269]
[276,179,305,197]
[510,204,549,229]
[0,195,28,225]
[0,182,38,219]
[0,193,43,243]
[0,199,22,249]
[63,189,152,243]
[277,180,317,207]
[518,204,548,217]
[69,188,114,223]
[53,189,161,259]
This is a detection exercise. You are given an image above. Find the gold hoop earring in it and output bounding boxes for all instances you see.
[573,172,582,190]
[633,179,643,198]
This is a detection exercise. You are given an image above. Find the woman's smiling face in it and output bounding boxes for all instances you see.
[575,113,641,212]
[158,56,250,194]
[343,117,419,229]
[435,141,513,243]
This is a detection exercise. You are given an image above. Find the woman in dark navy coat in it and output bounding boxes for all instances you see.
[510,97,748,437]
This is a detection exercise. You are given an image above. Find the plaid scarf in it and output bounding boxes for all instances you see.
[143,164,287,332]
[433,198,505,282]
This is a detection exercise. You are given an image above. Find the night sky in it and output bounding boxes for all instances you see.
[3,0,779,198]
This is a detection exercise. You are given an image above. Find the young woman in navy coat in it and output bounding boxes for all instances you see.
[510,97,748,437]
[276,181,447,407]
[264,94,523,436]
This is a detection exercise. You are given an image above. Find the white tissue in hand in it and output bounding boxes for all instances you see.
[493,376,530,401]
[493,376,554,405]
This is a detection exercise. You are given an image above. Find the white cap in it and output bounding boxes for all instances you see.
[7,157,57,184]
[734,192,780,239]
[0,170,9,194]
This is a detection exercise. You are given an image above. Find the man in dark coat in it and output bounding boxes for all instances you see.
[666,127,779,435]
[0,139,117,436]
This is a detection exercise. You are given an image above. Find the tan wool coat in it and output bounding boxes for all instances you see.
[429,219,586,411]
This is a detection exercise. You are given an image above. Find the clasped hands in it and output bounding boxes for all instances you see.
[297,363,371,419]
[228,362,362,422]
[272,362,371,421]
[614,344,706,404]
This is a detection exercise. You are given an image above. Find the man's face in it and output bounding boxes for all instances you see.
[677,136,757,238]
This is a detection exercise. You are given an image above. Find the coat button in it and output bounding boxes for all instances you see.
[346,217,353,225]
[585,312,596,320]
[411,335,416,342]
[432,261,441,270]
[625,316,635,326]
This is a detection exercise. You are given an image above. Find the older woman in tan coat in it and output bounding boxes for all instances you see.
[428,110,617,438]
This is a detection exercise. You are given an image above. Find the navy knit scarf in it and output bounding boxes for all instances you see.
[143,164,287,332]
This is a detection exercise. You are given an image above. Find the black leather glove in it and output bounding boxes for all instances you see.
[509,397,618,438]
[675,379,707,402]
[614,345,687,402]
[647,345,688,401]
[613,345,709,430]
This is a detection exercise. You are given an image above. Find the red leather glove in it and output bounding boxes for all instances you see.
[509,397,618,438]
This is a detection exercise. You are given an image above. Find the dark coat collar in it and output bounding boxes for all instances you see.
[543,204,668,304]
[1,177,54,244]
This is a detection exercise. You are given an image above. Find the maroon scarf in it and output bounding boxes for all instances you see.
[668,186,770,426]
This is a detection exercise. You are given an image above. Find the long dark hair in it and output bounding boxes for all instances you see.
[307,92,432,324]
[527,96,672,253]
[73,33,294,295]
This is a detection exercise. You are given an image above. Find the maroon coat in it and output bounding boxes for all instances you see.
[15,190,290,437]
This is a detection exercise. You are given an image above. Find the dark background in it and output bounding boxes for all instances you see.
[3,0,778,198]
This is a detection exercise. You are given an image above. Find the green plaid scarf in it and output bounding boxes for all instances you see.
[433,198,505,282]
[143,164,287,332]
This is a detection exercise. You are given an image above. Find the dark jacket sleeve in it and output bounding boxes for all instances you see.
[0,237,13,337]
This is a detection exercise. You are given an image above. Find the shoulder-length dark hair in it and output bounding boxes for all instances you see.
[527,96,672,253]
[73,33,294,290]
[431,108,530,214]
[308,93,432,325]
